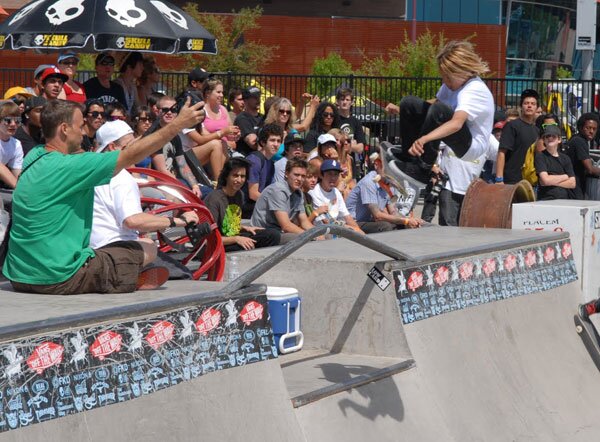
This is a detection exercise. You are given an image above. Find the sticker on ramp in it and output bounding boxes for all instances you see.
[367,266,391,291]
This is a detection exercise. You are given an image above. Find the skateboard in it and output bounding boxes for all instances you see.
[574,313,600,372]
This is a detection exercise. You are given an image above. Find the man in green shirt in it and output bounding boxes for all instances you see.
[3,98,204,295]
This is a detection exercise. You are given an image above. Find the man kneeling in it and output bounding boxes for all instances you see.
[3,99,204,294]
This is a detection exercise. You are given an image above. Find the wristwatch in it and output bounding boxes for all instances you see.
[168,216,177,227]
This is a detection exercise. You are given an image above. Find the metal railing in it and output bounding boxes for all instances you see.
[1,68,598,143]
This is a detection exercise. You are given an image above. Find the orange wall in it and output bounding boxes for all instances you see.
[0,13,506,77]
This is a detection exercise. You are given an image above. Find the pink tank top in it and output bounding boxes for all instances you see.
[203,105,229,140]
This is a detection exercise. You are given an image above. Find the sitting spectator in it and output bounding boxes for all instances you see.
[204,158,280,251]
[83,53,126,106]
[242,124,282,217]
[146,95,203,198]
[0,101,24,189]
[329,128,355,199]
[25,64,52,96]
[309,159,364,233]
[181,78,238,179]
[346,152,424,233]
[56,51,86,104]
[228,86,244,122]
[308,133,340,173]
[81,99,105,152]
[90,120,199,250]
[251,158,314,244]
[147,91,165,118]
[304,102,341,152]
[505,107,520,122]
[4,87,31,114]
[275,132,305,183]
[114,52,144,115]
[535,124,575,200]
[39,66,68,100]
[137,55,160,106]
[131,105,155,168]
[302,162,328,223]
[186,67,211,98]
[14,96,45,155]
[263,97,298,161]
[235,86,263,156]
[564,113,600,199]
[105,102,128,123]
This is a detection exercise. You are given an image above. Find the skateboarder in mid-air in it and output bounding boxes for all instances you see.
[384,40,495,184]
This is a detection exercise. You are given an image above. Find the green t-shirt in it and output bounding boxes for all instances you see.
[3,147,119,285]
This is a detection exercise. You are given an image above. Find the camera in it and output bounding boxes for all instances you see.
[185,221,212,245]
[424,171,449,204]
[176,90,204,113]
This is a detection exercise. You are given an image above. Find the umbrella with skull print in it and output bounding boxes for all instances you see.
[0,0,217,54]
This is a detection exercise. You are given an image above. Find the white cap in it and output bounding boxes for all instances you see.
[317,133,337,146]
[95,120,133,152]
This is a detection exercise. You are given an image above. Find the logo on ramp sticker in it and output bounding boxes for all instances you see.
[368,266,390,291]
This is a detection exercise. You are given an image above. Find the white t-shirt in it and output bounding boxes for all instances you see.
[90,169,142,248]
[273,157,287,182]
[0,137,24,170]
[439,134,498,195]
[180,127,197,152]
[309,184,349,223]
[436,77,494,162]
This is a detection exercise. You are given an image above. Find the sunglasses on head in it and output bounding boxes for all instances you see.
[110,115,127,121]
[87,111,105,119]
[322,112,334,118]
[279,109,291,115]
[1,117,20,125]
[160,106,178,114]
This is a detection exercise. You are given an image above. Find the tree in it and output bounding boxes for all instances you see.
[181,5,277,73]
[307,52,354,98]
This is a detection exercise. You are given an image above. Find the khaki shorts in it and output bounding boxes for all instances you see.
[11,241,145,295]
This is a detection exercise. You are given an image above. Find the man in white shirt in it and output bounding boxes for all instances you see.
[90,121,198,257]
[309,159,363,234]
[0,101,24,189]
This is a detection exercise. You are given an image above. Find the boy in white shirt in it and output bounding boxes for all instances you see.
[309,159,364,234]
[0,101,24,189]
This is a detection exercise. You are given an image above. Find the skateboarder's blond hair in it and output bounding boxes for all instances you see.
[437,40,490,79]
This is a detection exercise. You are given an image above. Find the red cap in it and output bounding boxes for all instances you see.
[493,120,506,130]
[40,66,68,83]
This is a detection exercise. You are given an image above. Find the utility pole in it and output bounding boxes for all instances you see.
[576,0,596,112]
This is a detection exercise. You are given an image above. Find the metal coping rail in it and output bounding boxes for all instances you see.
[0,226,408,343]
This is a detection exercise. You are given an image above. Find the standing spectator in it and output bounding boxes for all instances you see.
[534,125,575,200]
[83,53,127,106]
[495,89,540,184]
[304,102,341,152]
[251,158,314,244]
[274,132,305,183]
[81,99,105,152]
[564,113,600,199]
[15,96,45,155]
[181,78,238,180]
[346,153,424,233]
[0,101,24,189]
[235,86,263,156]
[137,56,160,106]
[2,99,204,295]
[228,86,244,122]
[39,67,68,101]
[242,124,282,217]
[309,159,364,233]
[204,158,280,251]
[114,52,144,115]
[336,87,366,155]
[56,51,86,104]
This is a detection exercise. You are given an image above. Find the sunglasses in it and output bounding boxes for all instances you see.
[1,117,20,125]
[160,106,178,114]
[279,109,291,115]
[110,115,127,121]
[541,122,558,129]
[60,60,78,66]
[322,112,335,118]
[98,60,115,66]
[87,111,105,119]
[137,116,154,123]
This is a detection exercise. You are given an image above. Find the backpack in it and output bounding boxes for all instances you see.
[521,141,538,186]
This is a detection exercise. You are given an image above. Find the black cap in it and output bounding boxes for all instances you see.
[542,124,561,137]
[188,67,210,83]
[284,132,305,148]
[95,52,115,66]
[24,96,46,113]
[242,86,261,100]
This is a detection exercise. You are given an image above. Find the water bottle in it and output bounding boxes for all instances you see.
[226,255,240,282]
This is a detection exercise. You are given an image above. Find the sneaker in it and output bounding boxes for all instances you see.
[136,266,169,290]
[579,302,596,321]
[380,141,429,188]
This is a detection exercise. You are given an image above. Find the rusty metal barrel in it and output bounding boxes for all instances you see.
[459,179,535,228]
